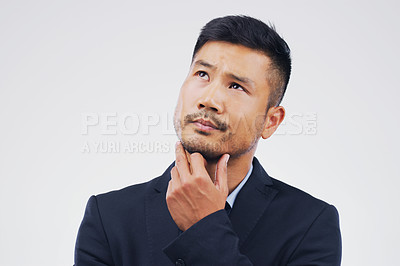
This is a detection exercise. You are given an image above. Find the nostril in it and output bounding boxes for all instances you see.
[198,103,218,112]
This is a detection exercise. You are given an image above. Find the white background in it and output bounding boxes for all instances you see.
[0,1,399,265]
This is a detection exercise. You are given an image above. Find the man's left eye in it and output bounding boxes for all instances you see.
[229,83,244,91]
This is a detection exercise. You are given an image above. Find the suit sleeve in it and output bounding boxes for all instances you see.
[163,205,341,266]
[287,204,342,266]
[74,196,114,266]
[163,209,254,266]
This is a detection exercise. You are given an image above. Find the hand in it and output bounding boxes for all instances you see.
[166,141,230,231]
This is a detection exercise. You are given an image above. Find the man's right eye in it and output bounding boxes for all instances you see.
[196,71,209,80]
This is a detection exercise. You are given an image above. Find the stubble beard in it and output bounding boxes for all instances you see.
[173,109,262,162]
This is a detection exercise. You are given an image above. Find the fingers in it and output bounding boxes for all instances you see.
[184,149,193,174]
[189,152,208,177]
[175,141,227,191]
[167,166,181,196]
[170,166,181,183]
[214,154,230,196]
[175,141,191,178]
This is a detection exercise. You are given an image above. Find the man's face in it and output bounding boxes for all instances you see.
[174,41,275,161]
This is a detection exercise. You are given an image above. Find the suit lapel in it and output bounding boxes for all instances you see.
[229,157,278,248]
[145,163,180,265]
[144,158,278,261]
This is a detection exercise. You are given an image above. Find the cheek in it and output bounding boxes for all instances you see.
[182,76,207,96]
[226,106,267,134]
[182,83,201,100]
[174,88,194,122]
[174,102,184,126]
[254,115,267,133]
[179,84,202,111]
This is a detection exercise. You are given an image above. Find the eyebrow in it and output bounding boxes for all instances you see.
[193,59,255,88]
[193,60,216,69]
[227,73,255,87]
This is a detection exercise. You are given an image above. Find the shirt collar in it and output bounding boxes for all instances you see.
[226,164,253,209]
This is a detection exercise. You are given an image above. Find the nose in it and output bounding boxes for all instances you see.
[196,83,224,114]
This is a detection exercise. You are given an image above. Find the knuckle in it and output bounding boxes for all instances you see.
[170,167,177,176]
[167,182,172,191]
[194,174,205,184]
[167,187,178,199]
[166,195,176,206]
[176,156,183,164]
[181,180,192,192]
[166,193,172,202]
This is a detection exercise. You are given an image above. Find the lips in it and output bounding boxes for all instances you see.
[192,118,218,131]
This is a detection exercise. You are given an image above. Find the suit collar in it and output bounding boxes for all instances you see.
[153,161,174,193]
[251,157,274,186]
[145,162,180,265]
[228,157,278,247]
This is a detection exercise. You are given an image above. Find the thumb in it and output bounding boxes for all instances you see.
[215,154,230,195]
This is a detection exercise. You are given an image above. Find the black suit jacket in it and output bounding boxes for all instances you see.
[75,157,341,265]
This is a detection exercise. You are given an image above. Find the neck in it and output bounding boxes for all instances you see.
[205,150,255,194]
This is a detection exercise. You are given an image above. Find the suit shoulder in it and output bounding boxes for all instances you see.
[270,176,333,213]
[90,163,173,217]
[96,174,161,201]
[99,162,173,197]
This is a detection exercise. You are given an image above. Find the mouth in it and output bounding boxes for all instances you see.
[192,118,219,132]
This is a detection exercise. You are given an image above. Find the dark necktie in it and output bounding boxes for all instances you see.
[225,202,232,215]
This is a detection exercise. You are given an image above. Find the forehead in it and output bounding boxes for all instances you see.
[192,41,271,82]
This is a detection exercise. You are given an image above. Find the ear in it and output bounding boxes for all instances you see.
[261,106,285,139]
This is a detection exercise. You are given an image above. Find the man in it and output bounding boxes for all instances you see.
[75,15,342,265]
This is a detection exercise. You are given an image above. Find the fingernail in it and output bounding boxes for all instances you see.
[225,154,230,165]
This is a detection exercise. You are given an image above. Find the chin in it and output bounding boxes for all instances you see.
[180,136,225,161]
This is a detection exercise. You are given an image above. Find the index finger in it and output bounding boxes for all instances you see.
[175,141,191,178]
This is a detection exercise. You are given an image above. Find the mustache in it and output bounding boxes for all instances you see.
[184,111,228,131]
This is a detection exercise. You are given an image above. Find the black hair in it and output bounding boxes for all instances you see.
[192,15,291,110]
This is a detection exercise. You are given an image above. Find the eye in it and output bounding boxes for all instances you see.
[229,82,244,91]
[196,71,209,81]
